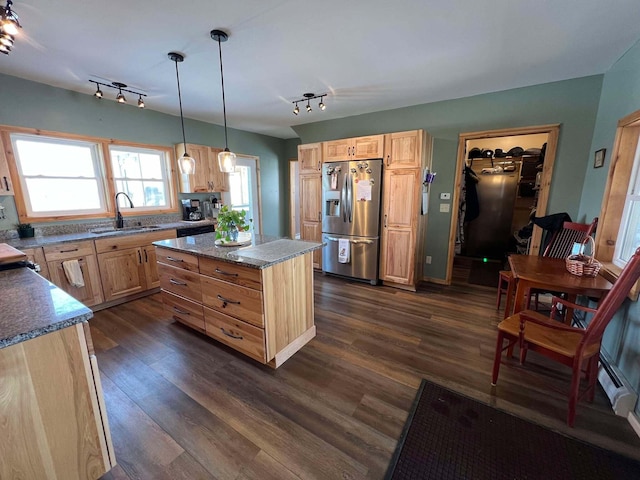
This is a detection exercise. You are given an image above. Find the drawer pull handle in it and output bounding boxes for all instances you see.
[217,294,240,308]
[60,248,79,253]
[144,250,149,262]
[221,328,243,340]
[169,279,187,286]
[166,256,183,262]
[215,268,238,277]
[173,306,190,315]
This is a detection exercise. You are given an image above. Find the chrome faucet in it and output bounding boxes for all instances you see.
[115,192,134,228]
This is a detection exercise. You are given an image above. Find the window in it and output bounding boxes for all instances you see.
[228,156,261,234]
[596,109,640,299]
[11,134,107,217]
[3,128,177,222]
[109,146,171,210]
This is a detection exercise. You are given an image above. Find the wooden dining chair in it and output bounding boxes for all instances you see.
[491,246,640,427]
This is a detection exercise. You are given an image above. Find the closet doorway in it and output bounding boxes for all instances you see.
[446,124,560,285]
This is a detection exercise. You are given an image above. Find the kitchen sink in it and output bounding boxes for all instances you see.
[90,225,162,234]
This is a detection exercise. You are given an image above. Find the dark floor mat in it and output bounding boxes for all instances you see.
[467,259,503,287]
[386,380,640,479]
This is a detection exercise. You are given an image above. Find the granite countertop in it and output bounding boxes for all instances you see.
[6,220,214,250]
[153,233,323,269]
[0,268,93,349]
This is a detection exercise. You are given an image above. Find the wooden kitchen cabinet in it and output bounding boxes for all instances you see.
[384,130,424,169]
[156,246,316,368]
[323,135,385,162]
[44,241,104,306]
[176,143,228,193]
[0,322,115,479]
[0,131,14,195]
[299,172,322,269]
[299,142,322,173]
[21,246,49,279]
[380,130,431,290]
[95,230,176,302]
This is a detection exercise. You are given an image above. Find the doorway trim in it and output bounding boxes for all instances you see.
[446,124,561,284]
[289,158,299,239]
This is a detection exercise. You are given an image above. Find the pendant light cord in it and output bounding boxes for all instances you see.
[217,37,229,150]
[174,59,188,151]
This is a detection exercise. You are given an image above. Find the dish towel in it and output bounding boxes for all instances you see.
[338,238,350,264]
[62,259,85,288]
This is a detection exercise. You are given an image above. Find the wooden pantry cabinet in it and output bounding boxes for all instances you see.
[176,143,228,193]
[298,143,323,269]
[156,247,315,367]
[379,130,431,290]
[44,240,104,307]
[323,134,385,161]
[0,323,116,479]
[95,230,177,302]
[0,135,13,195]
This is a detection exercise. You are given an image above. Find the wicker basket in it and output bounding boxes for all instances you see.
[566,236,601,277]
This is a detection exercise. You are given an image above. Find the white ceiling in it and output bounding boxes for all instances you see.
[2,1,640,139]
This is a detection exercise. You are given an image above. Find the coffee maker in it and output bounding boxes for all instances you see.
[181,199,203,221]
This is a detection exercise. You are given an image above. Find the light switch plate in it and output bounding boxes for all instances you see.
[440,203,450,213]
[440,192,451,200]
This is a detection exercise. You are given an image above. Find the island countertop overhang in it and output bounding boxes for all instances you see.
[153,234,322,270]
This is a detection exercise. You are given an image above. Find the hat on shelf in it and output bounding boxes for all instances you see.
[482,149,494,158]
[523,147,542,156]
[507,146,524,157]
[494,148,507,158]
[468,147,482,159]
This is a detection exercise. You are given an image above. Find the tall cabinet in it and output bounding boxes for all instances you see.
[175,143,228,193]
[298,143,322,269]
[380,130,431,291]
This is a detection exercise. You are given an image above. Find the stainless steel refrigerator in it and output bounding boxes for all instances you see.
[322,159,383,284]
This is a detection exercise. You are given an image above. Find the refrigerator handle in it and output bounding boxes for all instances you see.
[347,172,353,223]
[341,171,348,222]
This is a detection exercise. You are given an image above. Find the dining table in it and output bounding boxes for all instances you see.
[507,254,614,323]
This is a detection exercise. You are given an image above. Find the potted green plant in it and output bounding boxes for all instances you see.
[216,205,251,243]
[16,223,35,239]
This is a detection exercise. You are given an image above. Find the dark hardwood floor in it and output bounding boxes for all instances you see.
[95,271,640,480]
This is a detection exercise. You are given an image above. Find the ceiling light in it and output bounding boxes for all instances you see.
[211,29,236,174]
[0,33,13,46]
[169,51,196,175]
[0,42,9,55]
[88,80,147,107]
[0,1,21,38]
[291,92,328,115]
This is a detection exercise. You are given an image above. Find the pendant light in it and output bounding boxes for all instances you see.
[211,29,236,173]
[169,51,196,175]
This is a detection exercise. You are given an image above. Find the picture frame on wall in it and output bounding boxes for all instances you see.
[594,148,606,168]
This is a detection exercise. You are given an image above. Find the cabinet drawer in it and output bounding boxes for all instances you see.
[204,307,266,363]
[155,247,199,273]
[43,241,95,261]
[95,230,176,253]
[158,263,202,302]
[162,291,205,331]
[199,257,261,290]
[201,275,264,328]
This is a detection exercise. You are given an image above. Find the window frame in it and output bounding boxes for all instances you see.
[595,109,640,300]
[0,126,179,224]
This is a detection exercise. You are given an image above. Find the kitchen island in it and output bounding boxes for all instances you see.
[0,267,115,479]
[153,234,323,368]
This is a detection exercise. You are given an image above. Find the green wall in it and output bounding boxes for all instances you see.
[578,38,640,413]
[293,76,603,280]
[0,73,289,237]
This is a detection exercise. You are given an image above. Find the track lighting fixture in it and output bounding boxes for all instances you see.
[89,80,147,107]
[168,51,196,175]
[211,29,236,174]
[291,93,327,115]
[0,0,21,55]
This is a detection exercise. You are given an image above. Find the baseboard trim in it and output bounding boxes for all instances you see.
[422,276,448,285]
